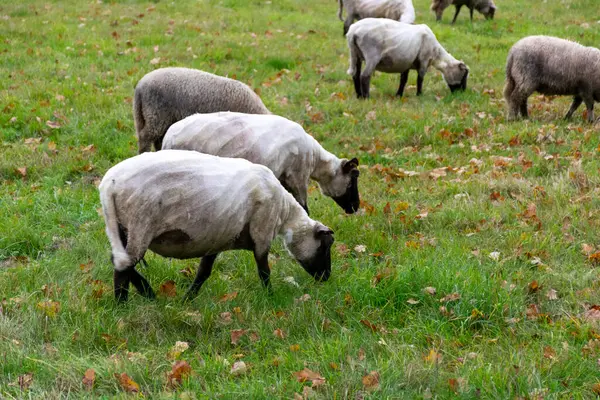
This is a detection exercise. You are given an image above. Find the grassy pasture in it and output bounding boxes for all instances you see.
[2,0,600,397]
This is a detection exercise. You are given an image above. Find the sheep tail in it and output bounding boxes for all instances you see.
[503,52,515,101]
[338,0,344,21]
[133,88,145,134]
[346,33,359,76]
[101,192,132,271]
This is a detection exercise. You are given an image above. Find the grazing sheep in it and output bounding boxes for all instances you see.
[99,150,335,303]
[337,0,416,35]
[504,36,600,123]
[346,19,469,98]
[133,67,270,153]
[162,112,360,215]
[430,0,496,24]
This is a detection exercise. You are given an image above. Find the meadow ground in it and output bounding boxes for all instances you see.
[2,0,600,398]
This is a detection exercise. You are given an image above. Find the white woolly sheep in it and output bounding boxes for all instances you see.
[346,19,469,98]
[99,150,334,302]
[162,112,360,215]
[430,0,496,24]
[337,0,416,35]
[133,67,270,153]
[504,36,600,123]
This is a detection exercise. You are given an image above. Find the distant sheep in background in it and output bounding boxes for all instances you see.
[338,0,416,35]
[504,36,600,122]
[430,0,496,23]
[133,67,270,153]
[162,112,360,214]
[99,150,335,302]
[346,19,469,98]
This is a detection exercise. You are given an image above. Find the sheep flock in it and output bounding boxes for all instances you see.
[92,0,600,302]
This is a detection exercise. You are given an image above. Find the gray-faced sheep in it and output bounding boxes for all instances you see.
[430,0,496,24]
[337,0,416,35]
[99,150,334,302]
[504,36,600,123]
[133,67,270,153]
[162,112,360,215]
[346,19,469,99]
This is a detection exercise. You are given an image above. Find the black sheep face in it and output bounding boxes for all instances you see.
[329,158,361,214]
[444,62,469,93]
[287,224,334,282]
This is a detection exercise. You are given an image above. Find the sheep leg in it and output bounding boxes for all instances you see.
[114,269,131,303]
[416,72,425,96]
[343,15,354,36]
[397,71,409,97]
[360,58,379,99]
[469,7,474,22]
[564,96,582,120]
[137,135,153,154]
[129,268,155,299]
[582,95,595,122]
[153,137,163,151]
[353,59,363,98]
[519,100,529,119]
[254,251,272,292]
[184,254,218,301]
[451,5,462,24]
[360,75,371,98]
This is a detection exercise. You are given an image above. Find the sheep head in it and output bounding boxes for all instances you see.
[442,62,469,93]
[285,223,334,282]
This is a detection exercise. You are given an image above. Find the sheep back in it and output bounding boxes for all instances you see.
[133,68,270,153]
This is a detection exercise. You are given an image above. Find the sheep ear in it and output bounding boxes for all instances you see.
[313,224,334,238]
[342,157,359,174]
[459,62,468,72]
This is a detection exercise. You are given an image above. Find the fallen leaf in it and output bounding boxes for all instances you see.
[358,347,366,361]
[159,280,176,297]
[528,280,540,293]
[273,328,286,339]
[546,289,558,300]
[167,341,189,360]
[219,292,238,302]
[362,371,380,391]
[82,368,95,390]
[365,111,376,121]
[407,298,420,305]
[593,383,600,395]
[440,293,461,303]
[167,360,192,388]
[582,243,596,256]
[18,373,33,390]
[219,312,233,325]
[150,57,161,65]
[293,368,325,387]
[295,294,311,303]
[424,349,442,365]
[114,372,140,393]
[354,244,367,253]
[230,361,248,376]
[16,167,27,178]
[543,346,556,360]
[360,319,378,332]
[290,344,300,352]
[424,287,437,295]
[231,329,247,345]
[46,120,61,129]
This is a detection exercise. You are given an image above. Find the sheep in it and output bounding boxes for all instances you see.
[337,0,416,35]
[99,150,335,303]
[346,19,469,99]
[133,67,270,153]
[162,112,360,215]
[504,36,600,123]
[430,0,496,24]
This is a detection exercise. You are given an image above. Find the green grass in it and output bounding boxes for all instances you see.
[2,0,600,397]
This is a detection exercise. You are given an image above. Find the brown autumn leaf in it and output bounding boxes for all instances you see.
[582,243,596,256]
[593,382,600,395]
[424,349,442,365]
[46,120,61,129]
[528,280,540,293]
[166,360,192,388]
[273,328,286,339]
[362,371,380,391]
[424,287,437,296]
[589,252,600,265]
[16,167,27,178]
[526,304,541,320]
[231,329,247,345]
[360,319,378,332]
[490,191,504,202]
[114,372,140,393]
[358,347,366,361]
[18,373,33,390]
[219,292,238,302]
[82,368,95,390]
[158,280,176,297]
[293,368,326,387]
[583,306,600,322]
[543,346,556,360]
[440,293,461,303]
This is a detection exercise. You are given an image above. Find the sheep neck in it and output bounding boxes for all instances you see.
[309,144,340,187]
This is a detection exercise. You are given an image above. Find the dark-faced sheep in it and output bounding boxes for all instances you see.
[162,112,360,215]
[504,36,600,122]
[99,150,334,302]
[337,0,416,35]
[430,0,496,24]
[133,68,270,153]
[346,19,469,98]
